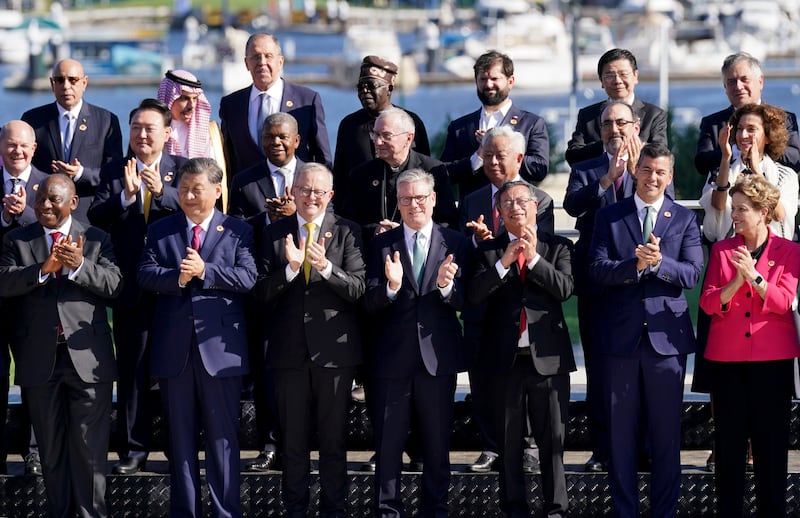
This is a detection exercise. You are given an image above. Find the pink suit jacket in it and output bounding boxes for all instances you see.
[700,229,800,362]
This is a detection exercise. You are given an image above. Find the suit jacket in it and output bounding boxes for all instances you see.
[700,230,800,362]
[0,219,121,387]
[589,197,703,356]
[694,104,800,176]
[255,212,365,369]
[0,166,50,242]
[341,149,458,242]
[468,231,576,375]
[440,104,549,196]
[87,153,187,309]
[21,102,124,224]
[565,97,667,166]
[138,210,256,379]
[227,158,306,220]
[459,183,554,240]
[332,107,430,200]
[364,224,468,378]
[219,82,331,176]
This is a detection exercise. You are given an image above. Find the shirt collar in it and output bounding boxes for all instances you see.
[402,220,433,243]
[609,93,636,105]
[136,153,163,171]
[481,99,512,119]
[633,193,665,214]
[268,156,297,174]
[186,211,215,233]
[250,78,284,103]
[3,166,32,185]
[56,100,83,119]
[297,211,326,231]
[491,174,521,198]
[47,216,73,238]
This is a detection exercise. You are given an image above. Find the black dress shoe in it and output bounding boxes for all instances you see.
[584,456,606,473]
[522,453,539,474]
[406,458,424,472]
[360,454,376,472]
[113,455,147,475]
[246,449,280,472]
[24,452,42,476]
[467,452,498,473]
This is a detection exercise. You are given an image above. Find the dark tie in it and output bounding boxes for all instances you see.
[63,113,75,159]
[517,252,527,338]
[9,178,20,195]
[614,174,624,200]
[191,225,202,252]
[257,92,270,144]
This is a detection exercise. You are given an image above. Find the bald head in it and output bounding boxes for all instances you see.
[0,120,37,176]
[50,59,88,110]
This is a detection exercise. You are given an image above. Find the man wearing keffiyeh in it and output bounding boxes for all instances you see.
[157,70,213,159]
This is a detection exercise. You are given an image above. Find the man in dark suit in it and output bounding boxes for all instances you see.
[589,144,703,518]
[21,58,123,225]
[469,180,575,518]
[342,108,457,243]
[139,158,256,518]
[0,174,121,517]
[364,169,468,517]
[440,50,549,200]
[88,98,187,475]
[219,32,331,177]
[566,49,667,166]
[333,55,429,201]
[256,163,365,517]
[459,125,553,475]
[694,51,800,176]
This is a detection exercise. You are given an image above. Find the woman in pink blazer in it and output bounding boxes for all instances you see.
[700,174,800,517]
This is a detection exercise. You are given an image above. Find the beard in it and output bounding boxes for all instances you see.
[477,87,508,106]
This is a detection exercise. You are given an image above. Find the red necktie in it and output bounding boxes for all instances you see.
[191,225,202,252]
[517,252,527,338]
[51,231,64,337]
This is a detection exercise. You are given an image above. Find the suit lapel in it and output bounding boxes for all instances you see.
[622,199,644,244]
[652,198,675,240]
[391,228,417,291]
[198,210,224,259]
[256,169,277,200]
[421,225,445,291]
[46,104,63,161]
[69,104,90,160]
[30,225,50,265]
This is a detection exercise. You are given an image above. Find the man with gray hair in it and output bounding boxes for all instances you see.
[695,51,800,176]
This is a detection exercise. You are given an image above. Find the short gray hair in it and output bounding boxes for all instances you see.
[721,52,762,81]
[296,162,334,186]
[376,108,415,134]
[483,125,525,155]
[396,168,434,192]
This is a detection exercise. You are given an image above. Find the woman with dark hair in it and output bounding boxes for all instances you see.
[700,174,800,517]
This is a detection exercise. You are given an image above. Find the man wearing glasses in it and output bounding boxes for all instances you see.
[566,48,667,166]
[333,55,430,203]
[21,58,123,225]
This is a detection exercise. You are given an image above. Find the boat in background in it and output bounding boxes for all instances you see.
[0,11,62,65]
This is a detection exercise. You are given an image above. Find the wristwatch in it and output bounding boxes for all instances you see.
[713,181,731,192]
[751,275,764,286]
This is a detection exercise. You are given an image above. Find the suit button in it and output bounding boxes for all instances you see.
[745,312,751,318]
[746,292,752,298]
[745,332,751,338]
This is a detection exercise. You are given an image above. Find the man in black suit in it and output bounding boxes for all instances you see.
[333,55,429,201]
[364,169,468,517]
[440,50,549,200]
[88,98,187,475]
[21,58,124,225]
[469,180,575,517]
[342,108,457,243]
[0,174,122,517]
[256,163,365,517]
[566,48,667,166]
[219,32,331,177]
[694,51,800,176]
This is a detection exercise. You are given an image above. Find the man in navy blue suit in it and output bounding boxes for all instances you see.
[364,169,468,517]
[589,144,703,518]
[219,32,331,178]
[88,98,188,475]
[21,58,123,225]
[139,158,256,518]
[440,50,549,201]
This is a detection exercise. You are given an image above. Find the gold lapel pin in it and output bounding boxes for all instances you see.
[286,100,294,108]
[324,231,332,238]
[216,225,224,232]
[78,124,87,132]
[768,260,776,267]
[663,211,672,218]
[164,174,173,183]
[510,116,518,125]
[32,184,39,191]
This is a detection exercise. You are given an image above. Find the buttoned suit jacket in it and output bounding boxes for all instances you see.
[21,102,124,224]
[440,104,549,196]
[459,183,554,240]
[227,158,306,220]
[0,166,50,242]
[219,82,331,176]
[565,97,667,166]
[87,153,187,309]
[694,104,800,176]
[138,210,256,379]
[0,219,121,387]
[589,197,703,356]
[256,212,365,368]
[364,224,468,379]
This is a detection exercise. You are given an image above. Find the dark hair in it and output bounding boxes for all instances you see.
[473,50,514,79]
[129,98,172,127]
[728,103,789,160]
[637,143,674,169]
[178,157,223,185]
[261,112,299,137]
[493,180,537,208]
[597,48,638,79]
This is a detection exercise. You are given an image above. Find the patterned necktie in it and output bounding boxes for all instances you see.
[412,231,425,286]
[9,178,20,195]
[191,225,202,252]
[275,167,290,196]
[63,113,74,159]
[642,205,654,243]
[517,252,527,338]
[256,92,270,145]
[303,222,316,283]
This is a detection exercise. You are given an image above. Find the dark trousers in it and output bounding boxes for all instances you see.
[0,374,7,471]
[273,361,354,518]
[160,344,242,518]
[576,295,607,462]
[602,336,686,518]
[493,355,569,518]
[371,372,455,518]
[24,344,112,518]
[712,359,793,518]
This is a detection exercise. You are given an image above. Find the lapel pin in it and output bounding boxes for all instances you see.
[324,231,332,238]
[163,174,173,183]
[216,225,224,232]
[32,184,39,191]
[510,116,518,125]
[285,100,294,108]
[372,179,379,186]
[78,124,87,132]
[663,211,671,218]
[768,260,775,267]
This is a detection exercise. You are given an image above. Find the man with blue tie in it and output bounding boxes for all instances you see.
[364,169,468,517]
[139,157,256,517]
[589,143,703,518]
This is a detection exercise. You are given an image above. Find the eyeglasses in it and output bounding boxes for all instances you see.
[601,71,633,81]
[499,198,534,210]
[600,119,636,129]
[295,187,329,198]
[398,193,430,206]
[357,81,387,91]
[51,76,83,85]
[369,130,408,142]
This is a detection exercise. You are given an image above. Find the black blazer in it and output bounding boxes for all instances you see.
[459,183,555,240]
[256,212,365,369]
[227,158,306,220]
[0,167,50,242]
[565,97,667,166]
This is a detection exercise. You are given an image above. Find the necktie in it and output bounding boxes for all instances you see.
[142,187,152,223]
[256,92,270,145]
[9,178,20,195]
[63,113,74,159]
[191,225,202,252]
[491,199,500,234]
[274,167,290,196]
[642,205,654,243]
[517,252,527,338]
[303,222,316,283]
[614,174,624,200]
[412,231,425,286]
